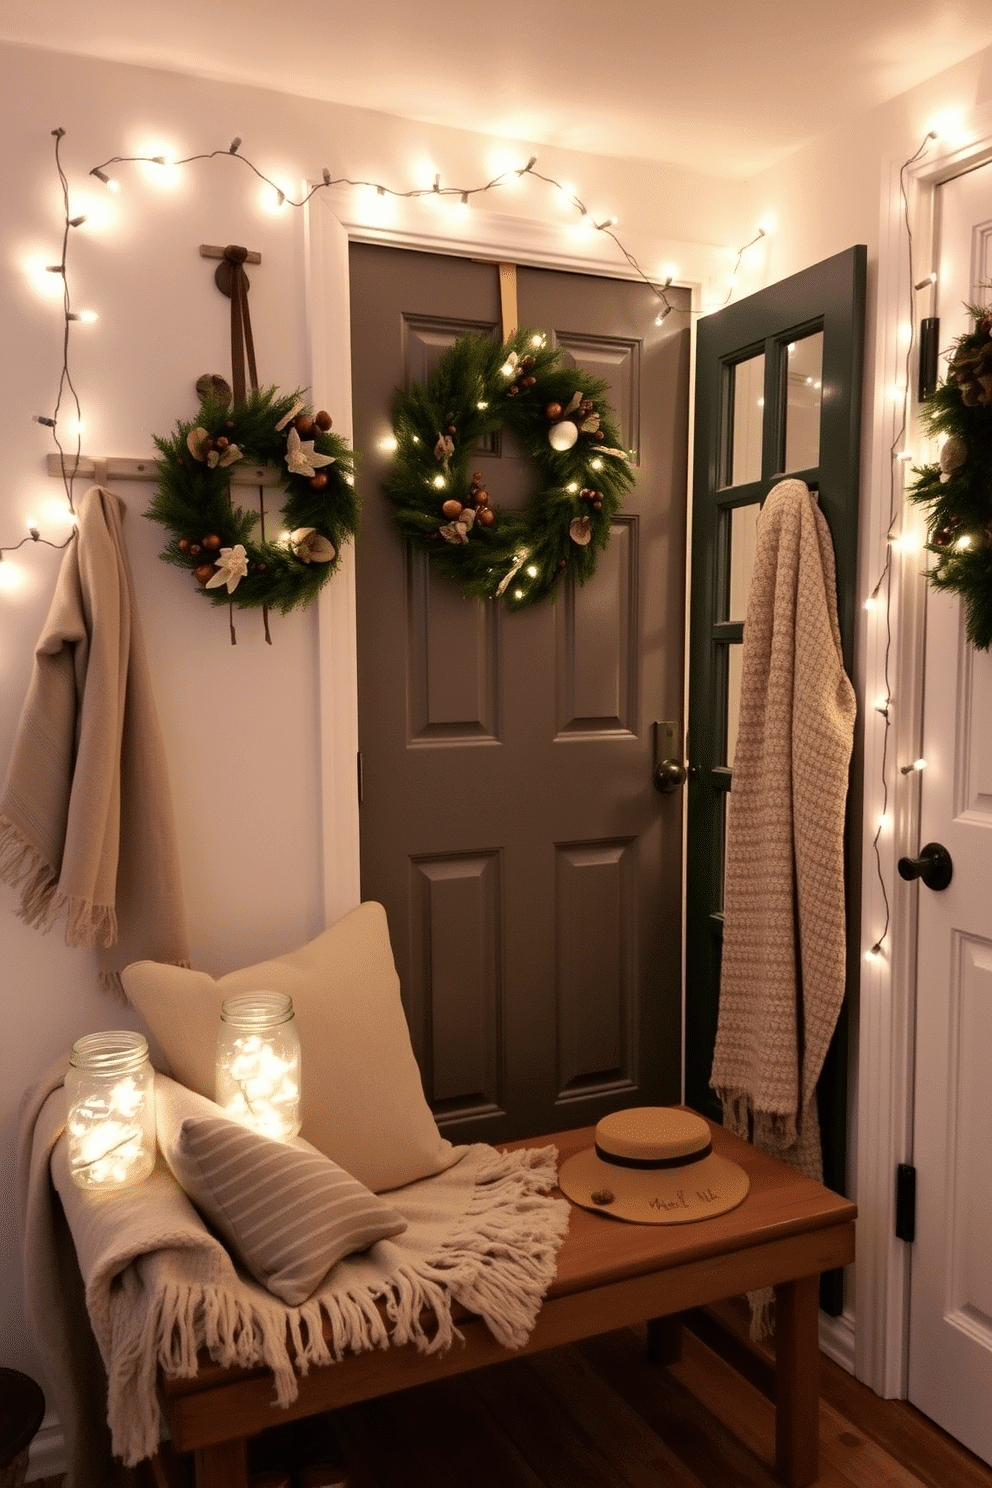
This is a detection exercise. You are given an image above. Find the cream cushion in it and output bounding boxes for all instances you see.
[123,902,458,1193]
[155,1077,407,1305]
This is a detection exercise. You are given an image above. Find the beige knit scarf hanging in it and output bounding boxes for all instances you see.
[711,479,856,1186]
[0,485,189,992]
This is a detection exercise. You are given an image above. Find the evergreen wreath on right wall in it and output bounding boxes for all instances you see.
[909,303,992,649]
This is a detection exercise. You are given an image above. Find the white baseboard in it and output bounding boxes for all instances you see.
[820,1309,856,1374]
[26,1413,67,1482]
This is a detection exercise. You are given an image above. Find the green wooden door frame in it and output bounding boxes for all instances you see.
[685,247,867,1309]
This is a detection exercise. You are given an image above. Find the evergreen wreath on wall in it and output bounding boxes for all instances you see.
[908,304,992,649]
[148,378,358,616]
[386,328,634,610]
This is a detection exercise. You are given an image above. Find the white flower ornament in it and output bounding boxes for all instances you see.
[285,426,336,479]
[205,544,250,593]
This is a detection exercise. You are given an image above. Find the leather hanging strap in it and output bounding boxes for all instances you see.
[214,245,258,404]
[498,263,518,341]
[212,244,272,644]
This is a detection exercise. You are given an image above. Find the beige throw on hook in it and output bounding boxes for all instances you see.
[711,479,856,1184]
[0,485,189,992]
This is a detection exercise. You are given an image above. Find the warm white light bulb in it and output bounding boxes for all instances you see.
[433,475,445,489]
[139,145,180,188]
[525,565,538,578]
[262,181,292,214]
[379,436,398,453]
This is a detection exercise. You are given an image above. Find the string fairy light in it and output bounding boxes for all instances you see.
[85,139,766,329]
[13,129,769,601]
[0,129,81,581]
[716,226,767,308]
[862,126,940,965]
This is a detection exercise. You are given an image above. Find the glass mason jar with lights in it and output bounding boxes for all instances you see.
[215,991,301,1140]
[66,1031,156,1190]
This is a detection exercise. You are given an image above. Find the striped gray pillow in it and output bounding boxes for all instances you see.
[169,1115,407,1304]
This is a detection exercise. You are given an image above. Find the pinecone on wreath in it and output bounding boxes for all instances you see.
[946,314,992,407]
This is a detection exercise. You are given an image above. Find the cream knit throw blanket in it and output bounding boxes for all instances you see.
[18,1065,569,1488]
[711,479,855,1184]
[0,486,189,991]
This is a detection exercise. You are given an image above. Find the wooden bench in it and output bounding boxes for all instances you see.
[156,1117,856,1488]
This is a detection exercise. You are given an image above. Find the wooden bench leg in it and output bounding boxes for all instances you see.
[646,1314,683,1365]
[195,1437,249,1488]
[774,1274,820,1488]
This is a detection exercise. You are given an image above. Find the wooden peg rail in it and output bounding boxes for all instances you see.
[46,453,281,486]
[199,244,262,264]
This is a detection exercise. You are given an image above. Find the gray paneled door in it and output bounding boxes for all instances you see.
[349,244,689,1145]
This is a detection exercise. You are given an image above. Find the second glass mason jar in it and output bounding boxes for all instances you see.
[66,1031,156,1190]
[215,991,301,1140]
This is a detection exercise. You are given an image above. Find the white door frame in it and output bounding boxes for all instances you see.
[303,187,720,923]
[855,103,992,1398]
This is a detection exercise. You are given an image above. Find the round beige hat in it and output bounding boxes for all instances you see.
[557,1106,750,1225]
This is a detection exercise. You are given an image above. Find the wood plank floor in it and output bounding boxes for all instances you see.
[239,1313,992,1488]
[32,1315,992,1488]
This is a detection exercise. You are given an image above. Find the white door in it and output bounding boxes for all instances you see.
[908,158,992,1462]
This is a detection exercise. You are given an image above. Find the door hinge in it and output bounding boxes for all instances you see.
[357,750,363,807]
[895,1162,916,1242]
[918,316,940,402]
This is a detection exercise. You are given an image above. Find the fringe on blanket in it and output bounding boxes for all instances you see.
[0,816,118,947]
[104,1144,570,1466]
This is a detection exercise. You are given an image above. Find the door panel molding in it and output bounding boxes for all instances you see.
[554,836,636,1098]
[407,550,500,744]
[409,850,504,1119]
[555,516,638,738]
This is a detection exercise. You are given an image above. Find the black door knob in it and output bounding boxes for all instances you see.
[653,758,688,793]
[897,842,953,891]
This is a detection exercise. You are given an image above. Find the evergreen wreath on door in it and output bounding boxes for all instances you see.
[908,304,992,649]
[385,328,634,610]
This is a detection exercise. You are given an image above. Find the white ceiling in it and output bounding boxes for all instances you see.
[4,0,992,178]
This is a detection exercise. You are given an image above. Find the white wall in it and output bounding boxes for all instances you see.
[0,39,743,1433]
